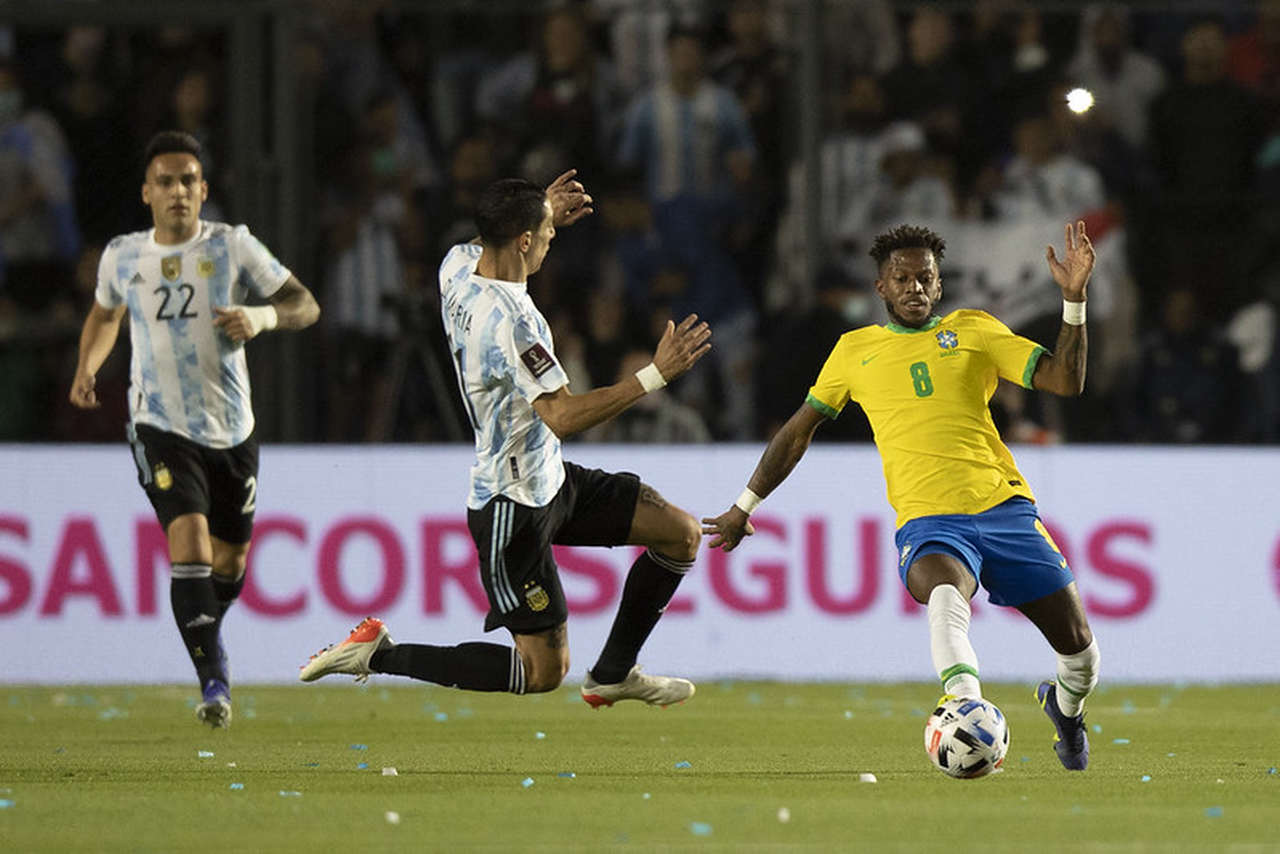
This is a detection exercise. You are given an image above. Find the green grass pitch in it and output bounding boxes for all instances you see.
[2,682,1278,852]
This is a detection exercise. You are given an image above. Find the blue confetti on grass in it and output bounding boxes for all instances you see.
[349,744,368,751]
[1021,756,1031,763]
[198,750,215,758]
[521,777,535,788]
[0,799,14,809]
[229,783,244,790]
[535,731,547,740]
[303,762,319,767]
[674,760,692,769]
[433,712,448,722]
[1267,767,1277,775]
[357,762,368,770]
[279,791,302,798]
[1205,807,1223,818]
[1141,775,1151,782]
[843,710,854,719]
[747,692,763,705]
[1091,723,1102,733]
[1113,738,1131,745]
[690,822,713,836]
[642,793,651,800]
[557,772,576,779]
[1167,753,1177,758]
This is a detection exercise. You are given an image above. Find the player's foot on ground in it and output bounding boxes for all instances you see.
[196,678,231,729]
[1036,680,1089,770]
[299,617,394,684]
[581,665,695,709]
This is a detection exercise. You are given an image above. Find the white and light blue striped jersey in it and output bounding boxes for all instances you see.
[95,221,291,448]
[439,243,568,509]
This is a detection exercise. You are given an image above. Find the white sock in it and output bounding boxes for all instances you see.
[1054,638,1100,717]
[927,584,981,698]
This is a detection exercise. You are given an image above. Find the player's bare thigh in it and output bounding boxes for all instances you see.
[625,483,701,561]
[905,552,978,603]
[512,622,570,693]
[166,513,213,565]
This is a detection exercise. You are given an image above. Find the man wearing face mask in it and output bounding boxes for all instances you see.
[706,222,1102,772]
[0,60,79,312]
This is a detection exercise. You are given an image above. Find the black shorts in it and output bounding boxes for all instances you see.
[467,461,641,634]
[127,423,259,543]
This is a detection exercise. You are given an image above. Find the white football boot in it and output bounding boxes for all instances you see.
[581,665,695,708]
[299,617,394,684]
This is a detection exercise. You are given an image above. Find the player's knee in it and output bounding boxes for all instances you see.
[521,650,569,694]
[665,511,701,562]
[212,552,247,580]
[524,664,567,694]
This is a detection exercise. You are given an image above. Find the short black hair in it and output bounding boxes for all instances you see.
[869,224,946,271]
[474,178,547,247]
[144,130,202,174]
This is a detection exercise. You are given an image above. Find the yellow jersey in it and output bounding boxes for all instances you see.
[806,310,1047,528]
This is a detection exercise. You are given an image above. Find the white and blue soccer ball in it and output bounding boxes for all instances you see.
[924,696,1010,779]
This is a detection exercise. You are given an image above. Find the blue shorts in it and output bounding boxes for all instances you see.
[894,497,1075,607]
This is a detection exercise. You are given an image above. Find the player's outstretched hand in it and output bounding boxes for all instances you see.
[651,313,711,383]
[546,168,594,228]
[69,370,99,409]
[701,508,755,552]
[1045,219,1095,302]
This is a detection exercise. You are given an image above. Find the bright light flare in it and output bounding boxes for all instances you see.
[1066,87,1095,114]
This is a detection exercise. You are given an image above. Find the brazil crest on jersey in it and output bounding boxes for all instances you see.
[806,310,1047,527]
[94,221,291,448]
[438,243,569,510]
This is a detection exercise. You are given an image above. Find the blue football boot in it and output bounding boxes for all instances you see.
[1036,681,1088,770]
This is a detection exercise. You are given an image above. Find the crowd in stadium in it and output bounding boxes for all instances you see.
[1,0,1278,445]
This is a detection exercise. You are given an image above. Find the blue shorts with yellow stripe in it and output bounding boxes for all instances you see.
[894,497,1075,607]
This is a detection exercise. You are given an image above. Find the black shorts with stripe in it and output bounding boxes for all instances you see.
[128,423,259,543]
[467,461,641,634]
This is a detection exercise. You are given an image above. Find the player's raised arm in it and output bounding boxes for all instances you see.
[546,168,594,228]
[1032,220,1095,397]
[69,301,127,408]
[532,313,711,438]
[702,402,827,551]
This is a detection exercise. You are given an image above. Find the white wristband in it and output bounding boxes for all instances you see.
[734,488,763,515]
[1062,300,1086,326]
[242,305,279,336]
[635,362,667,393]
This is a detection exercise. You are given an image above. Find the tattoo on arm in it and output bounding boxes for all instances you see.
[1050,323,1087,393]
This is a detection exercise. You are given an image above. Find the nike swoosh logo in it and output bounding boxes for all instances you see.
[861,356,878,366]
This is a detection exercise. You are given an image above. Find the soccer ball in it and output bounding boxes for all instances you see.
[924,696,1009,779]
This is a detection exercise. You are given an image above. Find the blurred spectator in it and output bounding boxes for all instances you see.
[711,0,792,307]
[1147,16,1266,320]
[477,5,623,181]
[318,132,412,442]
[771,73,892,310]
[989,113,1106,221]
[1066,4,1167,153]
[1148,17,1265,198]
[588,348,712,443]
[0,59,79,313]
[593,0,706,100]
[834,122,953,265]
[1124,288,1244,443]
[616,23,758,438]
[46,26,136,242]
[881,7,975,170]
[817,0,900,116]
[1227,0,1280,111]
[424,132,499,261]
[757,265,874,441]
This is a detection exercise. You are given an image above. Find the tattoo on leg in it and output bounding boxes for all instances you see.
[637,484,668,511]
[541,623,568,650]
